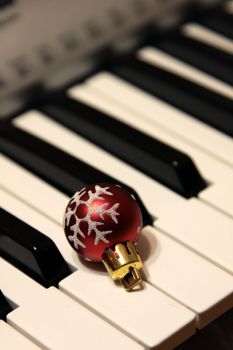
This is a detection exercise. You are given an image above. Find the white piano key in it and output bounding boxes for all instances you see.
[138,46,233,99]
[1,188,232,329]
[0,321,41,350]
[67,83,233,218]
[182,23,233,55]
[10,111,233,275]
[82,72,233,167]
[60,227,233,332]
[0,258,143,350]
[141,226,233,328]
[60,271,196,350]
[0,257,44,308]
[8,287,144,350]
[200,182,233,218]
[0,154,67,225]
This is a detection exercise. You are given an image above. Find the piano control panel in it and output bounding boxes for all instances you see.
[0,0,219,115]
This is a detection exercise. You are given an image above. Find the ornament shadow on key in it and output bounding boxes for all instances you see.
[63,183,153,291]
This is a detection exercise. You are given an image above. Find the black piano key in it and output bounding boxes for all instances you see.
[0,123,152,226]
[0,208,71,288]
[177,307,233,350]
[199,10,233,40]
[110,57,233,137]
[41,96,206,198]
[0,0,14,10]
[154,32,233,86]
[0,290,12,320]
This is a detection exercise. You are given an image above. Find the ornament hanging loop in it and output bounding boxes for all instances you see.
[102,241,143,291]
[121,266,142,291]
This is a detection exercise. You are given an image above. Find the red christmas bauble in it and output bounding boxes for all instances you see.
[63,183,143,261]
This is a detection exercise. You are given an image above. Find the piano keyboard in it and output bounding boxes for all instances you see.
[1,2,233,349]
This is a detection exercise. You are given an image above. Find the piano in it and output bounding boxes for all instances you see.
[0,0,233,349]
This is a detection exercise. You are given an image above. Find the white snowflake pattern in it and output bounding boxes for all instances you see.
[64,185,120,250]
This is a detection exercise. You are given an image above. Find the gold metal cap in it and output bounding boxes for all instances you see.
[102,241,143,291]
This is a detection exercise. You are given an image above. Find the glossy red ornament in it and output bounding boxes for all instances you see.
[63,183,143,262]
